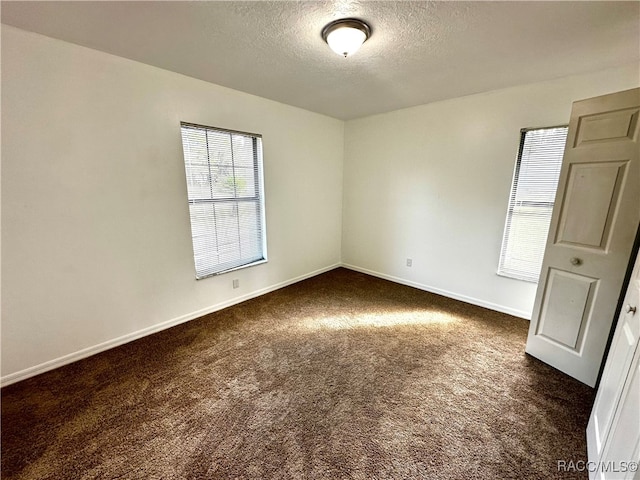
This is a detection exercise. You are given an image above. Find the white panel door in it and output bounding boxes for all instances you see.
[526,88,640,387]
[596,353,639,480]
[587,253,640,479]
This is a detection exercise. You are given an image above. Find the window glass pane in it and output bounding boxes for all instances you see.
[207,130,233,166]
[232,167,256,197]
[214,202,240,247]
[238,201,261,258]
[232,134,255,168]
[210,165,238,199]
[181,128,212,201]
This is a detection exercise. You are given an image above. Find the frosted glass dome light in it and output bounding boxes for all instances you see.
[322,19,371,58]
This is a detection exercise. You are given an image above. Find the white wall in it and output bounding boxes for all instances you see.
[342,64,640,318]
[1,26,344,383]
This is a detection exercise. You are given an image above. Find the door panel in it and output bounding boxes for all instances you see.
[574,107,638,147]
[536,269,597,350]
[555,161,627,250]
[526,88,640,387]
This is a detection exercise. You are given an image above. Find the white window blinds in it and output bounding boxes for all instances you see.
[180,123,266,279]
[498,126,568,283]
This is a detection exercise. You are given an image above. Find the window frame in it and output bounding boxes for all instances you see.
[497,124,568,283]
[180,122,268,280]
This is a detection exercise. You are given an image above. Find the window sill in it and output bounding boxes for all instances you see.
[196,258,268,280]
[496,271,539,284]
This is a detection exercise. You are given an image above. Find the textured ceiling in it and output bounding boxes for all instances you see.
[2,1,638,120]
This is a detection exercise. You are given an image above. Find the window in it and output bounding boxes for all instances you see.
[180,123,266,279]
[498,126,568,282]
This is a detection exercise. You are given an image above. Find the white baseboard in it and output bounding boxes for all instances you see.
[340,263,532,320]
[1,263,340,387]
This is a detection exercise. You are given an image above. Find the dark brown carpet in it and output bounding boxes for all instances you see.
[2,268,594,479]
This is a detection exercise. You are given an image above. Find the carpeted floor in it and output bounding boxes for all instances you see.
[2,268,594,479]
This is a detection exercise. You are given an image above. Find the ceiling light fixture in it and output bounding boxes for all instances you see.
[321,18,371,58]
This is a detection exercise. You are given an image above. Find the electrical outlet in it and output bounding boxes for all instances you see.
[406,258,412,267]
[233,279,240,289]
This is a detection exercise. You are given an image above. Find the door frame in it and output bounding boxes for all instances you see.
[595,225,640,390]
